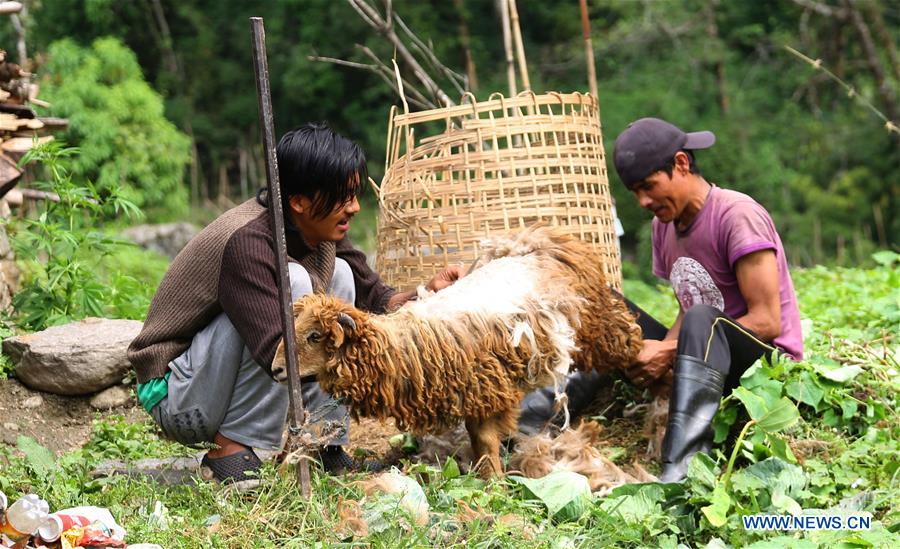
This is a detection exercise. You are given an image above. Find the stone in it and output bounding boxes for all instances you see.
[122,222,200,259]
[2,422,18,431]
[3,317,143,395]
[1,430,16,446]
[90,385,132,410]
[22,395,42,408]
[0,224,10,257]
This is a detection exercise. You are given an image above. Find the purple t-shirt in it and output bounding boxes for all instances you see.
[652,186,803,359]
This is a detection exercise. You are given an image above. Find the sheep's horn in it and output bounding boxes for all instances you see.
[337,312,356,332]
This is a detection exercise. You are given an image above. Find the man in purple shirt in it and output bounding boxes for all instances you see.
[612,117,803,482]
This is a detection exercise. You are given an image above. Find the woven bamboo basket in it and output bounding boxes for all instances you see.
[374,91,622,291]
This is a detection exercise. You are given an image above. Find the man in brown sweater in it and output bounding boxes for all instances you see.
[128,123,462,484]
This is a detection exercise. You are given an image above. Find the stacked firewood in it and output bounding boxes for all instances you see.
[0,47,68,204]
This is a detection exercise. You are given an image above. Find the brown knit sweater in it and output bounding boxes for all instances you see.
[128,198,396,383]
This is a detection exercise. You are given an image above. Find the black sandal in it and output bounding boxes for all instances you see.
[200,448,262,484]
[318,446,385,475]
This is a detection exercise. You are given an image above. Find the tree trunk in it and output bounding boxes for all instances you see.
[239,145,249,200]
[843,0,899,124]
[498,0,517,97]
[704,1,729,114]
[453,0,478,92]
[864,0,900,83]
[507,0,530,92]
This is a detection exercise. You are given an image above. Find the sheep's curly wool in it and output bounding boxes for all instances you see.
[274,225,643,474]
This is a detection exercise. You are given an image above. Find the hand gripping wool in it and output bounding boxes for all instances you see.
[273,225,643,476]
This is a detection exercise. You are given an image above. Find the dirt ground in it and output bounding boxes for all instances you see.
[0,378,146,454]
[0,376,404,457]
[0,375,654,476]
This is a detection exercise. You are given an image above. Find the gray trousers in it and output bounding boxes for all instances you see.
[150,260,354,450]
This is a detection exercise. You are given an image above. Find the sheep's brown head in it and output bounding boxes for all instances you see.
[271,293,362,384]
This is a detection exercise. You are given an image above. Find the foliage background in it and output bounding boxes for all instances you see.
[0,0,895,271]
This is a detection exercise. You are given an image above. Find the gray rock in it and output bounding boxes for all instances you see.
[92,454,204,486]
[2,422,18,431]
[1,430,16,446]
[3,317,143,395]
[0,224,10,257]
[122,222,200,259]
[22,395,42,408]
[90,385,131,410]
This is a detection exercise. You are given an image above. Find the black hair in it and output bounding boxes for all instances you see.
[274,122,367,219]
[656,149,701,179]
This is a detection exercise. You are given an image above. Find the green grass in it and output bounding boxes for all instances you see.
[0,258,897,548]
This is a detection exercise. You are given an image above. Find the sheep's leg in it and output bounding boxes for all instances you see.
[465,416,504,478]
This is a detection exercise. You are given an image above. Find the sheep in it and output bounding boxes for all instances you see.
[273,225,643,475]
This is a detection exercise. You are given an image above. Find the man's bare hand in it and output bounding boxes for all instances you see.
[625,339,677,388]
[427,264,466,292]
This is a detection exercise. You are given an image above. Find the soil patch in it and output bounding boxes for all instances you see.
[0,378,145,454]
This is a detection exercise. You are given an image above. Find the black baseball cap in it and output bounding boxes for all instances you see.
[613,117,715,188]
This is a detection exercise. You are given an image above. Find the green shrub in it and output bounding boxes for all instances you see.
[38,37,191,217]
[5,141,165,331]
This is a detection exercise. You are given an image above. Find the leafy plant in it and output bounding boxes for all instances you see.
[6,140,145,330]
[38,37,191,217]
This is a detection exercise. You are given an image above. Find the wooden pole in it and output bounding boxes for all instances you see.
[499,0,517,97]
[249,17,312,500]
[579,0,598,101]
[507,0,530,91]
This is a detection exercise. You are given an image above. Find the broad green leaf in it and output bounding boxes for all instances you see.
[753,379,785,408]
[822,408,840,427]
[840,398,858,419]
[686,452,719,491]
[599,484,666,524]
[741,458,807,498]
[713,405,739,444]
[785,371,825,408]
[17,436,57,479]
[817,364,864,384]
[757,398,800,433]
[766,433,797,464]
[771,491,802,515]
[441,457,460,479]
[510,471,591,522]
[701,484,731,527]
[610,481,686,501]
[739,362,767,389]
[871,250,898,267]
[733,387,769,420]
[730,468,766,494]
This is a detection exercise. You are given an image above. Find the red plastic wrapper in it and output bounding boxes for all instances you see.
[61,524,127,548]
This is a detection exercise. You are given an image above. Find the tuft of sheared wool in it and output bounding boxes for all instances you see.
[643,395,670,461]
[509,421,639,496]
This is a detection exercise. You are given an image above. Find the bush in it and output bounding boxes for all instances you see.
[5,141,166,331]
[38,37,191,217]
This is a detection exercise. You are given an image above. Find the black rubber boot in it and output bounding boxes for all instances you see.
[562,370,606,416]
[658,355,726,482]
[517,371,607,435]
[518,385,557,436]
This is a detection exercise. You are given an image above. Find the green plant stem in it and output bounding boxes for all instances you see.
[723,419,756,490]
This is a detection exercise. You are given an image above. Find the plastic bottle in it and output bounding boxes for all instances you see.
[0,493,50,541]
[36,513,92,542]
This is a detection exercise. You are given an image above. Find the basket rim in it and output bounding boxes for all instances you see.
[390,91,599,126]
